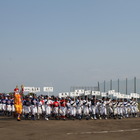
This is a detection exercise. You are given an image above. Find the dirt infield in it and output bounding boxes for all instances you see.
[0,117,140,140]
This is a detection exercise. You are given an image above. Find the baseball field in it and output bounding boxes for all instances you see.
[0,116,140,140]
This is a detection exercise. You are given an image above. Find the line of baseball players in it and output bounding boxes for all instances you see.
[0,94,139,120]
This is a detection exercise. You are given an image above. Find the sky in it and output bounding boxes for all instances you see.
[0,0,140,94]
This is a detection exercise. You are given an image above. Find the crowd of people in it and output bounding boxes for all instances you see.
[0,89,139,121]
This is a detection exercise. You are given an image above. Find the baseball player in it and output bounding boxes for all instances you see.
[45,96,53,120]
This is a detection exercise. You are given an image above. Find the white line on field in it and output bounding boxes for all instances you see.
[67,129,140,135]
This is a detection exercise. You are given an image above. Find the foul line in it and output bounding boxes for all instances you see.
[67,129,140,135]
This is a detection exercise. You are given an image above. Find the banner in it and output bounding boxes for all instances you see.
[59,92,69,98]
[101,92,107,97]
[117,94,125,99]
[75,89,85,94]
[70,92,75,97]
[91,91,100,96]
[84,90,91,96]
[130,93,140,98]
[108,90,115,95]
[24,87,40,92]
[124,94,131,99]
[113,92,120,97]
[43,87,53,92]
[24,87,32,92]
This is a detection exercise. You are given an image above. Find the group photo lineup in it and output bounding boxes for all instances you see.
[0,83,140,121]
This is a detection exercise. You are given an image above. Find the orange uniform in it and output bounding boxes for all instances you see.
[14,93,22,114]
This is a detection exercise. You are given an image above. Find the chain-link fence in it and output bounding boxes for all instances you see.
[99,77,140,94]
